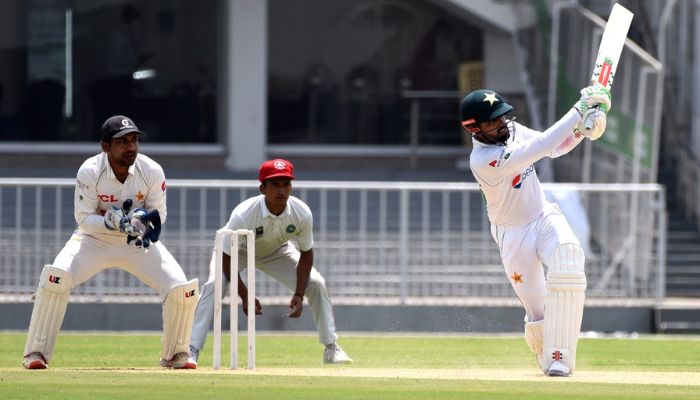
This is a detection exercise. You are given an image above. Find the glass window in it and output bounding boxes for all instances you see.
[268,0,483,145]
[0,0,218,143]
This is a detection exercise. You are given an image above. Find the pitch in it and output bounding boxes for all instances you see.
[2,332,699,399]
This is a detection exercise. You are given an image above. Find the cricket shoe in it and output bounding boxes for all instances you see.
[546,361,571,377]
[160,352,197,369]
[188,345,200,363]
[23,352,47,370]
[323,343,353,364]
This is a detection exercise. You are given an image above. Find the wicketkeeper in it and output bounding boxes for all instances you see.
[460,86,610,376]
[22,115,199,370]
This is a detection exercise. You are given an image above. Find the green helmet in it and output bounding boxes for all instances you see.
[459,89,513,144]
[460,89,513,124]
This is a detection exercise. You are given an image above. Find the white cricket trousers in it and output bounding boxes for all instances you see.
[190,243,338,351]
[53,233,189,296]
[490,203,581,322]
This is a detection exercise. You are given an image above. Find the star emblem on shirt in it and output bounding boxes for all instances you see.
[483,92,498,106]
[135,191,145,202]
[510,271,523,285]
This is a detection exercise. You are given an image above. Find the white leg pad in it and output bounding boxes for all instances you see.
[24,265,73,362]
[162,279,199,361]
[524,318,545,371]
[543,243,586,374]
[525,318,544,354]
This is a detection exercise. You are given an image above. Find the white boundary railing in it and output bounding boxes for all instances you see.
[0,178,666,305]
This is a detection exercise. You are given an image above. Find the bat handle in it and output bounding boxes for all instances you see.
[583,105,599,131]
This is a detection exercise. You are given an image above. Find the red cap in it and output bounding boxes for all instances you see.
[259,158,295,182]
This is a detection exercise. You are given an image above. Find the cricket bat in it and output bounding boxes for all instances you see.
[584,3,634,130]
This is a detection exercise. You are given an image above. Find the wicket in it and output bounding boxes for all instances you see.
[213,228,256,370]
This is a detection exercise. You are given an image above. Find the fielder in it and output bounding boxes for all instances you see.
[189,158,352,364]
[22,115,199,370]
[460,87,610,376]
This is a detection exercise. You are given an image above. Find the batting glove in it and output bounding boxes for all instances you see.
[575,108,607,141]
[574,85,611,116]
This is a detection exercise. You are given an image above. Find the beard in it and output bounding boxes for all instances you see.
[477,117,515,145]
[118,152,137,167]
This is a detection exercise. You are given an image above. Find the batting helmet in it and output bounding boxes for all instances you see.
[459,89,513,144]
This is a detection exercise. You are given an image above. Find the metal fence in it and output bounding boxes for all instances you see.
[0,178,665,304]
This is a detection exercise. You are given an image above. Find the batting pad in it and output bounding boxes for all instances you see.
[524,318,544,354]
[162,279,199,361]
[524,318,546,371]
[543,243,586,374]
[24,265,73,362]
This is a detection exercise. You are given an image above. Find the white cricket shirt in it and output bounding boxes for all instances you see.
[223,195,314,258]
[469,109,582,228]
[74,152,167,243]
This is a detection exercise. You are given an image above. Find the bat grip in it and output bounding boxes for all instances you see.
[583,105,599,131]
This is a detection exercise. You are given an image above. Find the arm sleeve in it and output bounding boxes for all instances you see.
[296,213,314,252]
[473,109,581,183]
[144,166,167,224]
[74,168,112,234]
[549,130,585,158]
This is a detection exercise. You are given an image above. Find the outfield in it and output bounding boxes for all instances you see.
[2,332,699,399]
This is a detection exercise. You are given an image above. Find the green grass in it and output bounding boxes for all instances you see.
[2,332,700,399]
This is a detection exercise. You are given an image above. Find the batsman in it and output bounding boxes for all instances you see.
[22,115,199,370]
[460,86,610,376]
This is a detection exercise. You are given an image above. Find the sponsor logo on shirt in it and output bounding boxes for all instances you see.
[286,224,296,234]
[77,179,89,191]
[98,194,119,202]
[161,181,166,192]
[255,226,264,238]
[488,151,511,168]
[512,165,535,189]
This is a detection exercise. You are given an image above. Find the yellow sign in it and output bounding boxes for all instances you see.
[458,62,484,93]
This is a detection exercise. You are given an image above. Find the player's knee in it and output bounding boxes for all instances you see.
[545,243,585,273]
[39,265,73,294]
[305,274,327,296]
[545,243,586,290]
[166,279,199,304]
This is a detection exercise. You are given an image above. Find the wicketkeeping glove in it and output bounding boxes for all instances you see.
[125,208,162,249]
[104,199,135,234]
[573,85,612,115]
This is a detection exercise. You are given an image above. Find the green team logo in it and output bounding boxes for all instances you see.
[286,224,296,234]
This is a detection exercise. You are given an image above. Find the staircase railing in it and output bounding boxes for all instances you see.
[678,149,700,230]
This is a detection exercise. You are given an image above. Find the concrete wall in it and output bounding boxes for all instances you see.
[1,303,654,333]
